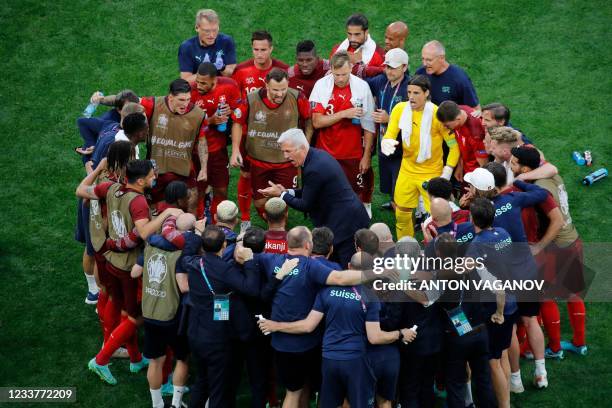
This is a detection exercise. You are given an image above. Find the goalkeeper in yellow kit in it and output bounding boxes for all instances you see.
[381,75,459,238]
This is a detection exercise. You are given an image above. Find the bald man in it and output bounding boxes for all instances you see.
[370,223,395,256]
[384,21,409,52]
[416,40,480,110]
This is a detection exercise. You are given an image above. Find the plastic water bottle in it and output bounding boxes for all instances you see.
[256,314,270,335]
[582,168,608,186]
[352,98,363,125]
[572,151,585,166]
[584,150,593,166]
[83,92,103,118]
[217,95,227,132]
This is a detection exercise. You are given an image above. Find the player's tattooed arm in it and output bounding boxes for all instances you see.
[197,136,208,182]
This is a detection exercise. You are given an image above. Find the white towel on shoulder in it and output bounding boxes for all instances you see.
[309,73,375,133]
[335,35,377,65]
[398,101,435,163]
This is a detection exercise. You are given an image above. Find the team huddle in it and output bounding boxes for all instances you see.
[73,8,588,408]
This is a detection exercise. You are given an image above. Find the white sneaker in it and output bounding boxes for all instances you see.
[111,347,129,359]
[510,380,524,394]
[534,373,548,389]
[240,220,251,234]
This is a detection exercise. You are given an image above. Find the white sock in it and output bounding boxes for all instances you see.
[535,359,547,376]
[511,370,522,384]
[149,388,164,408]
[364,202,372,218]
[465,381,473,406]
[85,273,99,294]
[172,385,185,407]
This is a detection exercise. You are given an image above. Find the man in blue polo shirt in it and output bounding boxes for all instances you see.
[178,9,237,81]
[366,48,411,211]
[256,227,393,407]
[416,40,480,111]
[463,166,550,390]
[260,251,412,408]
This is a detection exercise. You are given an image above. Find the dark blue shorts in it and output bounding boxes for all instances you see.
[378,153,402,196]
[75,199,95,256]
[369,346,400,401]
[321,356,375,408]
[487,313,515,359]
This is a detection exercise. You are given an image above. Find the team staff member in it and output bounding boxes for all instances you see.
[310,51,376,217]
[288,40,330,98]
[259,129,370,267]
[254,227,394,406]
[233,68,312,216]
[380,75,459,238]
[311,227,342,270]
[416,41,480,110]
[77,160,182,385]
[481,103,532,144]
[259,252,413,408]
[180,226,295,407]
[178,9,237,80]
[464,198,517,408]
[366,48,411,210]
[330,13,385,78]
[510,146,587,356]
[190,62,242,219]
[436,100,489,178]
[232,30,289,232]
[463,166,550,389]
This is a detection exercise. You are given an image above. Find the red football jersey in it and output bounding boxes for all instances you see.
[455,105,488,174]
[312,85,363,160]
[288,59,330,98]
[502,185,558,243]
[232,59,289,99]
[190,77,241,152]
[329,43,385,77]
[264,230,288,254]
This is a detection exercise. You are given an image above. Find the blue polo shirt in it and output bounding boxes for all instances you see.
[91,122,121,167]
[366,73,410,139]
[257,253,333,352]
[313,285,380,360]
[178,34,237,74]
[312,256,342,271]
[466,227,518,315]
[415,64,479,107]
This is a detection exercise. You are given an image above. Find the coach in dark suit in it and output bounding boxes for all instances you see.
[259,128,370,267]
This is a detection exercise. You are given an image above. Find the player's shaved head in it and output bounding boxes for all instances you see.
[176,213,196,231]
[430,198,452,226]
[384,21,409,51]
[370,223,393,243]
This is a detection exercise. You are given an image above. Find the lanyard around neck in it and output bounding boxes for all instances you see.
[199,258,215,295]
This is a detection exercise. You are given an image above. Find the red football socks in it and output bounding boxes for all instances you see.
[102,298,121,343]
[237,175,252,221]
[567,297,586,346]
[540,300,561,352]
[96,317,138,366]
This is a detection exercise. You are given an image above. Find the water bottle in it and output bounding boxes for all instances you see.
[216,95,227,132]
[582,168,608,186]
[83,92,103,118]
[352,97,363,125]
[572,151,585,166]
[584,150,593,166]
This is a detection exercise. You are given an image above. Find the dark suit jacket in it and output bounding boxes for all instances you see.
[282,147,370,244]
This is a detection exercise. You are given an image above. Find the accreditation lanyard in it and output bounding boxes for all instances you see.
[351,287,367,313]
[378,80,402,137]
[200,258,230,321]
[445,287,473,336]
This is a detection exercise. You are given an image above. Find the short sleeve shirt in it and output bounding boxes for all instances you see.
[178,34,237,74]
